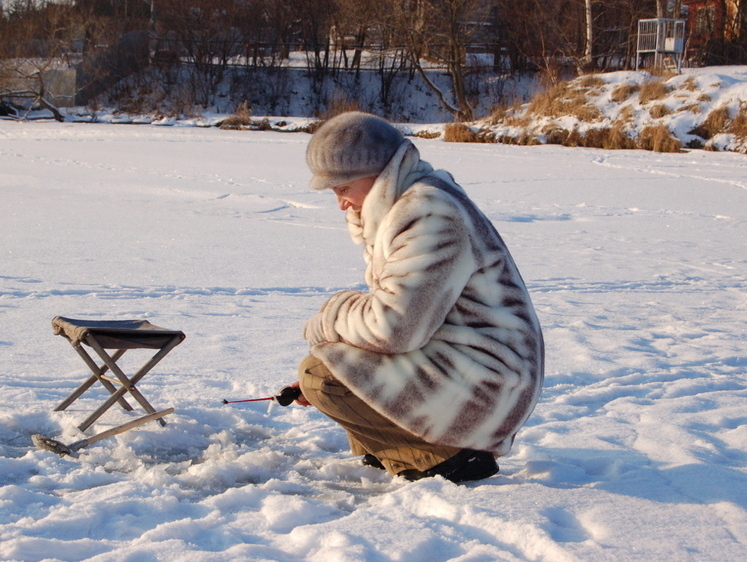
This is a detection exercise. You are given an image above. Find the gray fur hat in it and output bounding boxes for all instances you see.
[306,112,405,191]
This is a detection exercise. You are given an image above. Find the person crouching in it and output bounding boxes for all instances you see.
[289,112,544,483]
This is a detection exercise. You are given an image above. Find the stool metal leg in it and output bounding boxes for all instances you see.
[77,334,183,432]
[55,347,133,412]
[34,408,175,456]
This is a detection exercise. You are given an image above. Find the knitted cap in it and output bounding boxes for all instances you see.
[306,112,405,191]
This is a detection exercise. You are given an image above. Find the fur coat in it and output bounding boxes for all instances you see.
[305,140,544,455]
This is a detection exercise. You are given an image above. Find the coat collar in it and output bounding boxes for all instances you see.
[346,140,434,245]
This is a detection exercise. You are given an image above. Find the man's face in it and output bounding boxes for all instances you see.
[332,176,376,211]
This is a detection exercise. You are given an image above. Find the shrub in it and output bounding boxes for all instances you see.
[487,104,510,125]
[727,103,747,138]
[645,66,677,79]
[219,100,253,130]
[527,82,566,116]
[542,125,569,145]
[504,115,532,129]
[649,104,672,119]
[413,130,441,139]
[537,123,636,150]
[637,125,682,152]
[320,95,361,121]
[565,129,586,146]
[575,103,603,122]
[444,123,494,143]
[527,82,602,122]
[689,106,730,139]
[299,96,362,133]
[681,77,699,91]
[616,105,636,124]
[639,79,671,104]
[495,132,539,146]
[679,103,702,115]
[599,124,636,150]
[577,75,605,90]
[611,83,640,103]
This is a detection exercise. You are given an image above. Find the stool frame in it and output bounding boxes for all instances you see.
[35,316,185,455]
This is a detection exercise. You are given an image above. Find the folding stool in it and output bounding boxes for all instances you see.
[50,316,185,440]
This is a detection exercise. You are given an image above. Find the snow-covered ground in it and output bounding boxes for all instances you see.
[1,121,745,561]
[485,66,747,153]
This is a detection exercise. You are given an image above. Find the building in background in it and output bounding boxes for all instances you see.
[683,0,747,63]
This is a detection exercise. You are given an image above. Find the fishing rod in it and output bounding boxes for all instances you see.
[222,385,302,407]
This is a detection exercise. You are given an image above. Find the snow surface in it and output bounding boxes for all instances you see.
[1,120,746,561]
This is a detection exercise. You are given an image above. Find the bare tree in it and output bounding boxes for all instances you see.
[388,0,493,121]
[0,0,81,120]
[584,0,594,68]
[236,0,297,66]
[157,0,245,107]
[656,0,665,18]
[333,0,381,71]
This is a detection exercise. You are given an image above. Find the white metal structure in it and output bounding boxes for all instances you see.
[636,18,686,72]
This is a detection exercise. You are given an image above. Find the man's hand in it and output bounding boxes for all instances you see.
[288,381,311,406]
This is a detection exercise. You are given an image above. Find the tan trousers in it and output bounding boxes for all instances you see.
[298,354,461,475]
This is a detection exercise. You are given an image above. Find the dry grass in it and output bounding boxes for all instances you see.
[443,123,495,143]
[644,66,677,79]
[322,96,361,119]
[727,103,747,137]
[539,122,636,150]
[219,101,280,132]
[616,105,636,124]
[413,130,441,140]
[302,96,363,134]
[219,100,253,130]
[690,106,731,139]
[611,83,641,103]
[587,125,635,149]
[574,103,603,122]
[526,82,566,116]
[600,123,637,149]
[527,82,602,122]
[542,125,568,146]
[504,115,532,129]
[637,125,682,152]
[293,95,363,134]
[486,104,511,125]
[679,103,703,114]
[494,131,541,146]
[681,77,699,91]
[577,75,605,90]
[639,79,672,104]
[487,70,729,153]
[649,104,672,119]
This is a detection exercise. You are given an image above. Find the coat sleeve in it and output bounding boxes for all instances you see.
[316,188,476,354]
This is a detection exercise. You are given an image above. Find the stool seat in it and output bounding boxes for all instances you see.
[47,316,185,447]
[52,316,185,349]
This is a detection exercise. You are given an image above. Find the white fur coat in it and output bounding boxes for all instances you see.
[305,140,544,455]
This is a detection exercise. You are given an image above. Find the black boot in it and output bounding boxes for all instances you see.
[361,454,386,470]
[398,449,498,483]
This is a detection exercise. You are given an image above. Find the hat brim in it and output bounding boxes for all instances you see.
[309,170,375,191]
